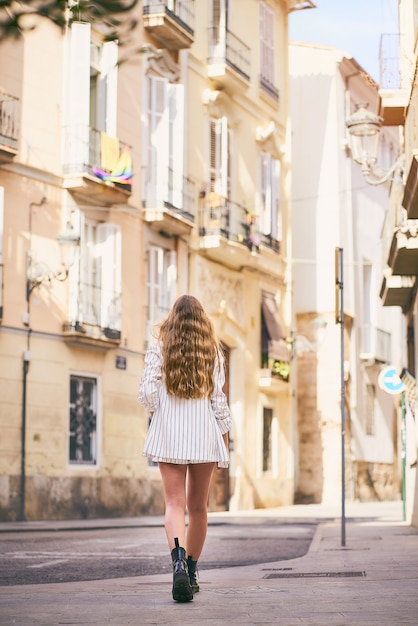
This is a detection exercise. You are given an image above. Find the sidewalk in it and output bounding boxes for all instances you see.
[0,501,417,625]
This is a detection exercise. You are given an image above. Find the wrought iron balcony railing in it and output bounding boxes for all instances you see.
[198,193,280,253]
[208,27,250,82]
[142,166,196,223]
[143,0,195,48]
[143,0,195,33]
[63,127,132,191]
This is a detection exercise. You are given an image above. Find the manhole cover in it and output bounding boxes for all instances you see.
[213,585,279,595]
[263,571,366,579]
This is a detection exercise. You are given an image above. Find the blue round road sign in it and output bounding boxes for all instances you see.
[378,366,405,395]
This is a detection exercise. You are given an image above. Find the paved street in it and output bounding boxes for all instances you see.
[0,517,315,586]
[1,502,417,625]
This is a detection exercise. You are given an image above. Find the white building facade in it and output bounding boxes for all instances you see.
[289,42,404,505]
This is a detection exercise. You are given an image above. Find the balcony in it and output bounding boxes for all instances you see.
[380,269,415,311]
[143,0,195,49]
[359,325,391,363]
[387,224,418,275]
[63,127,132,206]
[197,195,282,273]
[402,155,418,219]
[63,321,121,349]
[0,91,19,163]
[378,34,408,126]
[142,167,195,236]
[208,27,250,92]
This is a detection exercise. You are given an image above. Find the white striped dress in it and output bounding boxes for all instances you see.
[138,343,232,468]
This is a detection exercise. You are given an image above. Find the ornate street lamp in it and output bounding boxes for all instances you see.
[346,102,404,185]
[26,220,80,300]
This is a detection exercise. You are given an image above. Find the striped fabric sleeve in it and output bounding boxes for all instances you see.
[138,344,162,412]
[210,352,232,434]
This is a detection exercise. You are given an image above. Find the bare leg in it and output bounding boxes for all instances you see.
[158,462,187,551]
[186,462,216,560]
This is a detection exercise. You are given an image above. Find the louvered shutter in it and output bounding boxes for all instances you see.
[150,76,169,205]
[168,83,184,208]
[96,223,122,330]
[147,246,162,343]
[164,250,177,312]
[101,41,118,137]
[220,116,229,198]
[67,209,85,325]
[63,22,91,171]
[272,158,281,241]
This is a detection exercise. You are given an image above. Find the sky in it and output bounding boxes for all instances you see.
[288,0,399,84]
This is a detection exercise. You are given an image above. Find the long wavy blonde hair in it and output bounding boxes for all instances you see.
[159,295,220,399]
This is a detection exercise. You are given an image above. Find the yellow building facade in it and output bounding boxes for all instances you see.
[0,1,313,521]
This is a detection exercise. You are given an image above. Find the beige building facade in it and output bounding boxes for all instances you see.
[378,0,418,526]
[0,1,312,521]
[290,42,404,506]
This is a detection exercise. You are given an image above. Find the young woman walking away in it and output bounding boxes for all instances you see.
[138,294,232,602]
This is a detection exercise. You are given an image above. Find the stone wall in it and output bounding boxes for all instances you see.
[0,474,165,521]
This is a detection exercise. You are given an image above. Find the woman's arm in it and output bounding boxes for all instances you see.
[211,352,232,434]
[138,345,162,413]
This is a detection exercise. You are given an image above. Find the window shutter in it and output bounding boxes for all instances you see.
[259,153,281,240]
[210,117,227,197]
[210,118,217,191]
[220,116,229,198]
[259,2,274,85]
[63,22,91,170]
[272,158,281,241]
[165,250,177,311]
[211,0,226,56]
[142,76,150,199]
[101,41,118,137]
[168,83,185,208]
[96,223,122,330]
[149,76,169,205]
[147,246,162,342]
[260,152,271,236]
[67,209,84,325]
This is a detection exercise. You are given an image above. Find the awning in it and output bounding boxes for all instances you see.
[261,294,289,361]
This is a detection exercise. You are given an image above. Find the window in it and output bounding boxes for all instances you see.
[144,74,184,209]
[89,40,118,135]
[208,116,232,233]
[261,292,289,381]
[210,0,229,57]
[147,246,177,344]
[210,116,230,199]
[69,375,98,465]
[365,383,375,436]
[259,1,277,98]
[68,211,122,336]
[63,22,118,173]
[259,152,281,244]
[263,407,273,472]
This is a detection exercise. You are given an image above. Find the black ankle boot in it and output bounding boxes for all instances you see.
[187,556,199,593]
[171,538,193,602]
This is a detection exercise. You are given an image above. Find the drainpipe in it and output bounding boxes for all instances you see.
[20,348,31,521]
[20,197,45,521]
